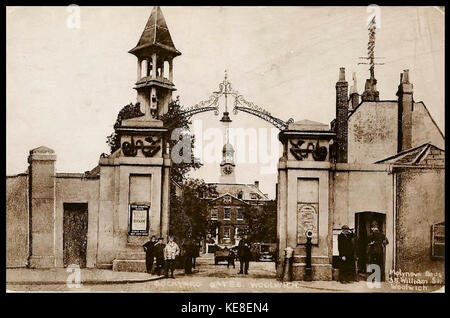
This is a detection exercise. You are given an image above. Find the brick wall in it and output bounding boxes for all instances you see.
[6,174,29,267]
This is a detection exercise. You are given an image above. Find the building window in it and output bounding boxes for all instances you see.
[210,209,218,220]
[250,193,258,200]
[223,226,231,239]
[237,208,244,220]
[224,207,231,220]
[431,222,445,260]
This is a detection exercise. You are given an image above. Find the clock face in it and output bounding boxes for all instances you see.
[223,166,233,175]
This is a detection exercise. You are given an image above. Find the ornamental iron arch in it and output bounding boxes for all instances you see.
[175,71,293,130]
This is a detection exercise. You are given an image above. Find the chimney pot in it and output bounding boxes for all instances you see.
[402,69,410,84]
[254,181,259,188]
[339,67,346,81]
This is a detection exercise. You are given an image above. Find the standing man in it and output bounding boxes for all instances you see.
[164,235,180,279]
[192,238,200,269]
[182,236,194,275]
[367,221,389,281]
[142,235,157,274]
[237,233,252,275]
[338,225,356,283]
[153,237,165,276]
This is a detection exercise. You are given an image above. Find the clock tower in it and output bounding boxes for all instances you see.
[219,128,236,183]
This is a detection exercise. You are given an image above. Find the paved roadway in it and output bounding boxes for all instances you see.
[7,254,436,292]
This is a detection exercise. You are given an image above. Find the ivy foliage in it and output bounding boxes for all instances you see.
[106,102,145,154]
[106,98,201,183]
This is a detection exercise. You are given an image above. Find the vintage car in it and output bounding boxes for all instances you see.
[214,246,236,268]
[255,243,277,262]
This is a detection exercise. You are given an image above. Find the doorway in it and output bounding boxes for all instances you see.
[63,203,88,268]
[354,211,386,279]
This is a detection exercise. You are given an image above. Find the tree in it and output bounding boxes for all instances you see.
[160,98,202,183]
[242,200,277,243]
[169,179,217,244]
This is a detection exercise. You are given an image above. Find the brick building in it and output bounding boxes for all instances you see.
[204,129,272,247]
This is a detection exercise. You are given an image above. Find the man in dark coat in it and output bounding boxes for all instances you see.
[182,238,194,275]
[367,221,389,281]
[142,235,157,274]
[237,234,252,274]
[192,239,200,269]
[153,237,165,275]
[338,225,356,283]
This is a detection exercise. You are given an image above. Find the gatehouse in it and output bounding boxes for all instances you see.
[6,6,444,282]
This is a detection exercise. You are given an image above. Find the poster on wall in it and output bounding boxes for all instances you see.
[129,204,149,236]
[297,203,318,245]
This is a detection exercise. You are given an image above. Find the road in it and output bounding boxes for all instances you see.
[7,254,434,292]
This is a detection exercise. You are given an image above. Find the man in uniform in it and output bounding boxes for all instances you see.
[153,237,165,276]
[142,235,157,274]
[366,221,389,281]
[338,225,356,283]
[237,233,252,275]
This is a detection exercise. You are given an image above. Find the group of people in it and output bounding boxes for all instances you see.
[143,235,200,279]
[338,221,389,284]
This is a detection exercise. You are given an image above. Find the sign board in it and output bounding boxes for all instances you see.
[129,204,149,236]
[297,203,318,244]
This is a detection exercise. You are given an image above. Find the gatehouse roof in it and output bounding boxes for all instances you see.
[129,6,181,57]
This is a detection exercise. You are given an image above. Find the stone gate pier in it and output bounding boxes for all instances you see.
[277,120,334,281]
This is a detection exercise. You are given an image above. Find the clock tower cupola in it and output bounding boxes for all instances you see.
[219,128,236,183]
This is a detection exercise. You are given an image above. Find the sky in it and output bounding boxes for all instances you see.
[6,6,444,198]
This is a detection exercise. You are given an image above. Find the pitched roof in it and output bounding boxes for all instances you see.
[129,6,181,56]
[208,193,249,205]
[206,183,270,201]
[375,142,444,166]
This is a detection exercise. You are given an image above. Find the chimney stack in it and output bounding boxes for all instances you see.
[335,67,349,163]
[397,69,414,152]
[254,181,259,189]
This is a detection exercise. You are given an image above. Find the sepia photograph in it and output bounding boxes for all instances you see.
[6,5,445,296]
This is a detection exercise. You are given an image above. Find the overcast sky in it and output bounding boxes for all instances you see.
[7,6,444,198]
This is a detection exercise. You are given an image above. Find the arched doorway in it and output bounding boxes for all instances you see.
[354,211,386,279]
